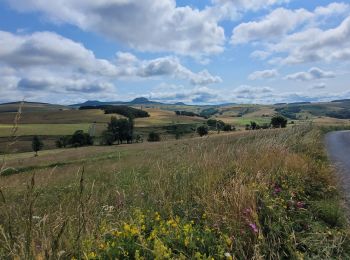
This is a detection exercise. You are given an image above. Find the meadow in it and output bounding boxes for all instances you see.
[1,125,349,259]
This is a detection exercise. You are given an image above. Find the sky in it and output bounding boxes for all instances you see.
[0,0,349,105]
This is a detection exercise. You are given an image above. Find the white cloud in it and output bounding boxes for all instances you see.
[250,50,271,60]
[0,30,222,104]
[248,69,278,80]
[231,8,312,44]
[212,0,290,12]
[232,3,350,45]
[7,0,225,56]
[0,30,117,76]
[311,83,326,90]
[285,67,335,81]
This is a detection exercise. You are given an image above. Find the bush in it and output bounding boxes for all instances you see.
[271,115,288,128]
[147,132,161,142]
[197,125,208,137]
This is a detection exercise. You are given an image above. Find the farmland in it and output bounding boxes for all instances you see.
[1,124,350,258]
[1,100,350,258]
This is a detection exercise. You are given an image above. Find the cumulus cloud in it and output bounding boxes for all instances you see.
[149,85,219,104]
[232,3,350,65]
[212,0,290,13]
[232,3,350,45]
[285,67,335,81]
[0,30,117,76]
[231,8,312,44]
[248,69,278,80]
[0,31,221,102]
[6,0,225,56]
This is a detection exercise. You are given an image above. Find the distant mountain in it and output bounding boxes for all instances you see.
[331,99,350,103]
[288,102,311,105]
[129,97,156,104]
[70,100,113,107]
[71,97,164,108]
[174,102,187,105]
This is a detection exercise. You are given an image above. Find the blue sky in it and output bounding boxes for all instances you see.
[0,0,349,104]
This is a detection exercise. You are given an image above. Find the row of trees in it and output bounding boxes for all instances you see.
[32,114,289,156]
[246,115,288,130]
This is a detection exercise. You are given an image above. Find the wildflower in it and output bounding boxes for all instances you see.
[248,223,259,233]
[224,252,233,260]
[273,184,282,195]
[296,201,305,209]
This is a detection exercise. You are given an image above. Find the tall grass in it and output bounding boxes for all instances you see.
[0,125,349,259]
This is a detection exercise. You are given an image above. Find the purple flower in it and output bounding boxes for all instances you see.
[296,201,305,209]
[248,223,259,233]
[273,185,282,195]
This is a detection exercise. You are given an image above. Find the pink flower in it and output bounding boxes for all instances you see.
[248,223,259,233]
[296,201,305,209]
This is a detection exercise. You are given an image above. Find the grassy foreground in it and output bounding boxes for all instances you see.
[0,125,349,259]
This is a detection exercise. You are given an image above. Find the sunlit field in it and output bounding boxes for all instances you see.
[1,125,349,259]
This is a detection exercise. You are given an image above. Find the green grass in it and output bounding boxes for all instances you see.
[0,123,93,137]
[0,126,349,259]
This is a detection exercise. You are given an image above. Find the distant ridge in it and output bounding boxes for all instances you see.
[331,99,350,103]
[71,97,167,107]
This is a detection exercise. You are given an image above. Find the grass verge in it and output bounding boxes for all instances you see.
[0,125,349,259]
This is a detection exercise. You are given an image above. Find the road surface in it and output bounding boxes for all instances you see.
[325,131,350,203]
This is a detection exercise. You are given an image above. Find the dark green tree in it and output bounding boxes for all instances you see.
[107,116,134,144]
[71,130,93,147]
[271,115,288,128]
[101,130,115,145]
[197,125,208,137]
[147,132,161,142]
[32,135,43,156]
[55,136,70,148]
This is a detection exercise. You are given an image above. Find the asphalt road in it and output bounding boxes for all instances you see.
[325,131,350,202]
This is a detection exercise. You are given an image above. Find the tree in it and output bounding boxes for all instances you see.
[271,115,288,128]
[250,121,258,130]
[55,136,70,148]
[197,125,208,137]
[32,135,43,156]
[147,132,160,142]
[71,130,93,147]
[223,124,234,131]
[101,130,115,145]
[107,116,134,144]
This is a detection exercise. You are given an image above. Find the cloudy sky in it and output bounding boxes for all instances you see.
[0,0,349,104]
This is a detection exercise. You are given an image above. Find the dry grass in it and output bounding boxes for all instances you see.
[0,125,349,258]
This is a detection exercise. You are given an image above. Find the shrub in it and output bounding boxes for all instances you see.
[147,132,161,142]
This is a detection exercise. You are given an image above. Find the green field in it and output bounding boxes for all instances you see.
[0,123,93,137]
